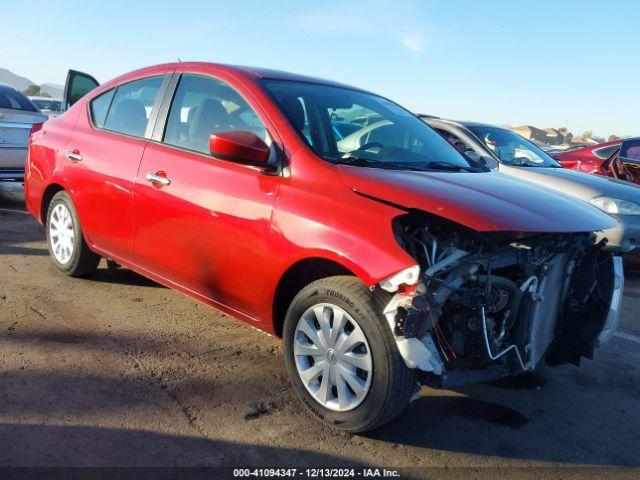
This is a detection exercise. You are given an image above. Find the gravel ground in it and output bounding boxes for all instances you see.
[1,182,640,478]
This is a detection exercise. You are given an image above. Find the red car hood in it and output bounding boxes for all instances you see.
[339,166,617,233]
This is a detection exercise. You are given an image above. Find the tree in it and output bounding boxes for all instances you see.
[582,130,593,140]
[558,127,568,133]
[608,134,620,142]
[22,84,42,96]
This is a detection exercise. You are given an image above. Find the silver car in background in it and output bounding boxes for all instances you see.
[0,84,48,181]
[421,116,640,254]
[28,96,63,116]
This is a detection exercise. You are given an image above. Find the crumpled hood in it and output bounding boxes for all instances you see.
[339,166,617,233]
[500,165,640,204]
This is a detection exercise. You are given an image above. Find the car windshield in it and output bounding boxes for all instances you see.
[0,85,38,112]
[468,125,562,167]
[31,99,62,112]
[262,80,476,172]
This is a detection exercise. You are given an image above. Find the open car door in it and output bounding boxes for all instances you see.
[602,146,635,183]
[618,139,640,185]
[62,70,100,111]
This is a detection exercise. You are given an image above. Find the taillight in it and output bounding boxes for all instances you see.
[30,122,44,135]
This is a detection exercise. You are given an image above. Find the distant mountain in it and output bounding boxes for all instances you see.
[0,67,63,98]
[41,83,64,98]
[0,67,34,91]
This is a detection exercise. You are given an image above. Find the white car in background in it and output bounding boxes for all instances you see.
[0,84,48,181]
[28,96,63,116]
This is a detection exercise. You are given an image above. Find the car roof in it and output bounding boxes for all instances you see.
[116,62,367,92]
[29,96,62,101]
[0,82,20,91]
[418,115,497,130]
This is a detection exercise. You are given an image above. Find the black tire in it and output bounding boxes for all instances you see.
[283,276,417,432]
[45,191,100,277]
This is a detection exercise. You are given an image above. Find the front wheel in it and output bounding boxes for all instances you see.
[46,191,100,277]
[283,276,416,432]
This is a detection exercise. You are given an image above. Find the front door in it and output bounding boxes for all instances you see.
[133,73,282,318]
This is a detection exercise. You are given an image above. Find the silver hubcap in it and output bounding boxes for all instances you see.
[49,203,75,265]
[293,303,373,412]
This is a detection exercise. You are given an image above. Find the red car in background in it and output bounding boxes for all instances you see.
[552,138,640,185]
[551,140,622,175]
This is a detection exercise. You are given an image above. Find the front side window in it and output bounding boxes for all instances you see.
[102,76,163,137]
[0,86,38,112]
[163,74,269,155]
[468,125,562,168]
[262,80,474,172]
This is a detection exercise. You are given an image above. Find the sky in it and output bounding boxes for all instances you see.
[3,0,639,137]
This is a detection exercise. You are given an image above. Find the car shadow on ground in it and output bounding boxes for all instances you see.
[3,325,640,467]
[0,423,368,469]
[0,183,48,257]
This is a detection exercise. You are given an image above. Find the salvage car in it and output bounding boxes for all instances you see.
[0,84,48,181]
[25,63,623,432]
[421,117,640,253]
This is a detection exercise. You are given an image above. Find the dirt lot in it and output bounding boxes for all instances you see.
[1,182,640,477]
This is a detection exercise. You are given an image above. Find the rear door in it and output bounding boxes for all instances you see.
[63,70,100,111]
[63,72,171,261]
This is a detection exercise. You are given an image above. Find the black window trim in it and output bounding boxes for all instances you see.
[148,71,284,175]
[85,73,173,141]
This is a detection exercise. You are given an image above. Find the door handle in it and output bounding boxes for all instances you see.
[146,171,171,187]
[65,150,82,162]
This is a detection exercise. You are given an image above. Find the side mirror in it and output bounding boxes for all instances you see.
[479,155,499,168]
[210,131,270,165]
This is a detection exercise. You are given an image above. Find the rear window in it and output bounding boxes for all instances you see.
[31,99,62,112]
[0,85,38,112]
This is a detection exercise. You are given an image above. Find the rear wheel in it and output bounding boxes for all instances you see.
[46,191,100,277]
[283,276,416,432]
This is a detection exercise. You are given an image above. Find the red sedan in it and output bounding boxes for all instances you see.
[552,139,640,185]
[25,63,621,432]
[551,140,622,175]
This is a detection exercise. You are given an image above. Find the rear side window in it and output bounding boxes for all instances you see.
[102,76,163,137]
[593,144,621,159]
[0,85,38,112]
[89,89,115,128]
[163,74,269,154]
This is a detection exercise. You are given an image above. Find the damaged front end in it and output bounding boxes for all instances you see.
[381,213,624,388]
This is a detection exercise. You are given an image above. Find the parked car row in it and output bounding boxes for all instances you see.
[15,63,636,432]
[420,116,640,253]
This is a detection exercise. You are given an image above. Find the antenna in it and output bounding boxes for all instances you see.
[177,57,182,63]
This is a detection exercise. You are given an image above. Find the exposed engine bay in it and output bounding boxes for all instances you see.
[383,212,623,387]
